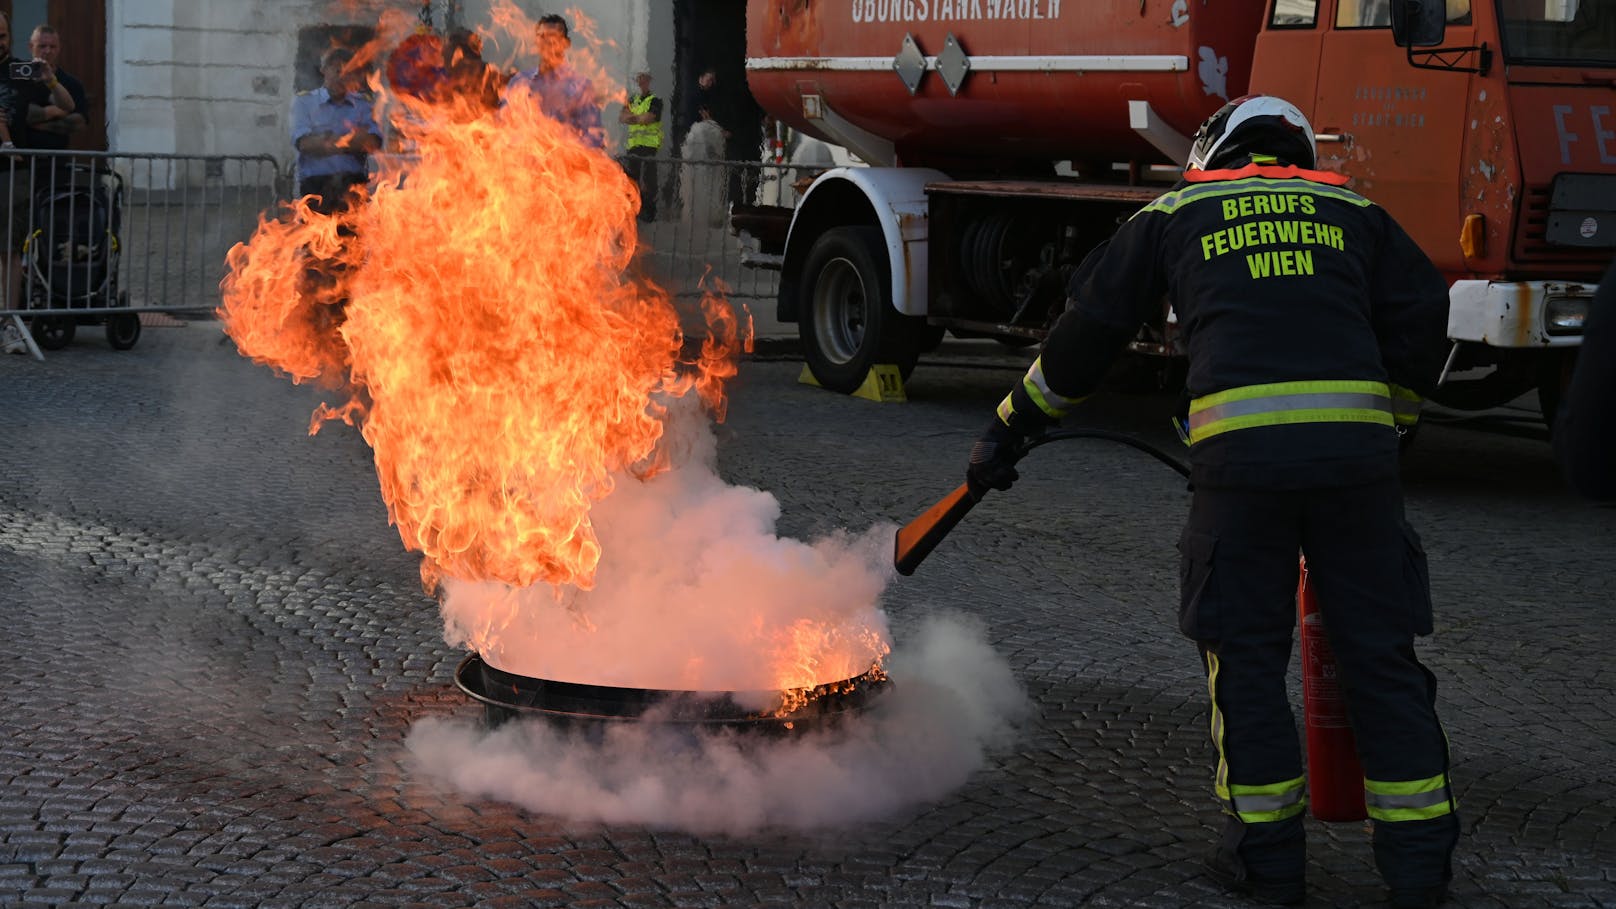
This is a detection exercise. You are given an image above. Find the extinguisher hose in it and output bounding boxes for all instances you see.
[893,425,1189,576]
[1017,428,1191,479]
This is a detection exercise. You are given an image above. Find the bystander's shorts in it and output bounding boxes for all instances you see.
[3,163,32,251]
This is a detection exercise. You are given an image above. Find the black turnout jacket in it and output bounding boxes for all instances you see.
[1035,163,1450,489]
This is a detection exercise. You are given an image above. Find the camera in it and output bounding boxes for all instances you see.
[8,60,41,81]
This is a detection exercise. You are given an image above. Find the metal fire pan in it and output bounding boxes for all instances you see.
[454,653,890,731]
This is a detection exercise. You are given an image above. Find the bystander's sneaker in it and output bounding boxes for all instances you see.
[2,318,27,354]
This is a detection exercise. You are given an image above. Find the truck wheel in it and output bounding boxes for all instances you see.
[798,226,922,394]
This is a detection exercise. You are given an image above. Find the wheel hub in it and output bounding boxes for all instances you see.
[812,256,867,366]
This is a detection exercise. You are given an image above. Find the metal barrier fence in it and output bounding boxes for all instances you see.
[620,155,809,306]
[0,149,285,319]
[0,151,806,336]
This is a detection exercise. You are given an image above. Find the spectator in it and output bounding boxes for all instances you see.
[378,30,443,159]
[682,67,732,153]
[618,71,661,221]
[442,27,503,116]
[682,67,763,209]
[0,11,75,310]
[24,25,87,162]
[678,68,733,219]
[502,15,604,149]
[291,46,381,216]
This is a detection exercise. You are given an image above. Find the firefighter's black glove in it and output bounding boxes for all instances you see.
[967,418,1027,497]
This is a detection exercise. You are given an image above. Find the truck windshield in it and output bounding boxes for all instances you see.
[1497,0,1616,66]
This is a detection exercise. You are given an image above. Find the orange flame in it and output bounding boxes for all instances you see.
[222,6,887,696]
[221,13,744,594]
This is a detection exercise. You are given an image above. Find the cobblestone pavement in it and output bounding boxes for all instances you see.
[2,326,1613,908]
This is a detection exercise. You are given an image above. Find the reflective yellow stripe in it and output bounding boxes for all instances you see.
[1388,384,1422,426]
[1206,653,1306,822]
[1187,380,1396,444]
[1193,407,1394,443]
[1207,652,1230,806]
[1137,176,1372,217]
[1021,356,1086,419]
[1365,774,1455,822]
[1190,379,1390,411]
[996,393,1015,425]
[1228,776,1307,823]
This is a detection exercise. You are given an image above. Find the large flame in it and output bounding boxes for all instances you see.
[222,16,739,593]
[220,8,889,694]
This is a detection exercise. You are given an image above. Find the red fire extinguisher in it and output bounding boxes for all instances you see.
[769,119,787,164]
[1298,557,1367,822]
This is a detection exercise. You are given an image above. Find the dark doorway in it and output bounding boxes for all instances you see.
[46,0,104,150]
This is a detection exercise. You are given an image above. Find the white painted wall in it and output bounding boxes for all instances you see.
[109,1,363,161]
[103,1,677,186]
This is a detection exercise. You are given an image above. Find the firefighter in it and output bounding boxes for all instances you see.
[966,95,1459,907]
[619,71,663,222]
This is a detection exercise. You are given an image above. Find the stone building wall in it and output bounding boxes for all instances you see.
[106,1,675,185]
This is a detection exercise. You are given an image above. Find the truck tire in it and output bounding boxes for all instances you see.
[798,226,922,394]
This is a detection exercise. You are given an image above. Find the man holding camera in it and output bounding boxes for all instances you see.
[23,25,87,155]
[0,11,75,311]
[0,13,74,151]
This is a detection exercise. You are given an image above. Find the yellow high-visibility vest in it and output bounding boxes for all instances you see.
[626,94,662,150]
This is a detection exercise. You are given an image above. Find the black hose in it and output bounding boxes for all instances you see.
[1017,428,1191,479]
[893,426,1189,576]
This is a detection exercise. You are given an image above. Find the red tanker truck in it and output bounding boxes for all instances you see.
[742,0,1615,422]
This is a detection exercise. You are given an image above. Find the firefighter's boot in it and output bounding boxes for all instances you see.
[1376,812,1457,908]
[1204,815,1305,905]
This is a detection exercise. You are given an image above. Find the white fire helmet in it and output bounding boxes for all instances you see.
[1186,95,1317,172]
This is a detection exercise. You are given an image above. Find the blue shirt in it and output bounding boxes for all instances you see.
[503,65,604,148]
[291,87,380,179]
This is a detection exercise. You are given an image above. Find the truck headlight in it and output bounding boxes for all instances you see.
[1544,294,1590,335]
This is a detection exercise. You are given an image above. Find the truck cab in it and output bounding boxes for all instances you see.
[1256,0,1614,416]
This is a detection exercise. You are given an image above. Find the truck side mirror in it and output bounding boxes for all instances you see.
[1391,0,1447,47]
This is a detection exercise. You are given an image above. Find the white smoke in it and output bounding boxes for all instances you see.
[437,396,892,694]
[407,612,1029,833]
[414,397,1029,831]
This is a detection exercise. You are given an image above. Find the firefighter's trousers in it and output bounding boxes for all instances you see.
[1177,478,1459,889]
